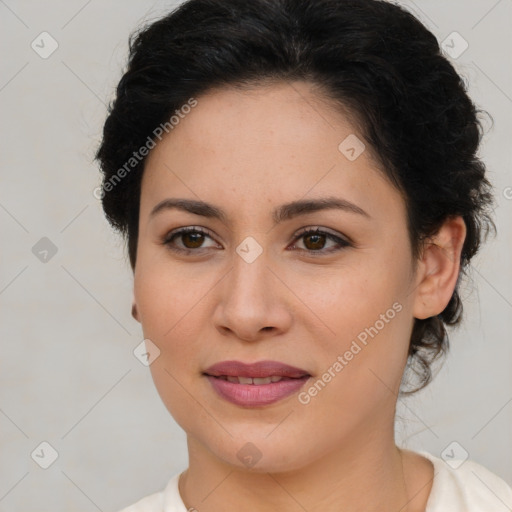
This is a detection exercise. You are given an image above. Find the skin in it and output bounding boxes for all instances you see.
[131,80,466,512]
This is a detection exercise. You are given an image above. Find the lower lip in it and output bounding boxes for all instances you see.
[205,375,310,407]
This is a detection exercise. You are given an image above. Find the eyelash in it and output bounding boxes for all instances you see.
[161,226,351,256]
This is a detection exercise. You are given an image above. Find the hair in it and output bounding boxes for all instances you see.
[95,0,496,394]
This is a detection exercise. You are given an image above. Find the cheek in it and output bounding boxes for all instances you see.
[297,257,405,339]
[134,257,209,338]
[135,263,210,428]
[133,269,200,412]
[298,250,413,392]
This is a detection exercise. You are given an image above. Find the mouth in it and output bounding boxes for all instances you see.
[208,375,303,385]
[202,360,311,406]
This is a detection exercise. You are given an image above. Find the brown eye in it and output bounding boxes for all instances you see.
[291,227,351,255]
[181,231,205,249]
[163,226,218,253]
[162,226,351,256]
[303,232,327,250]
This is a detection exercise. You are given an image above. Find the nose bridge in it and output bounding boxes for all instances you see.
[228,237,272,306]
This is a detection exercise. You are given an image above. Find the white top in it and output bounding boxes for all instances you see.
[117,451,512,512]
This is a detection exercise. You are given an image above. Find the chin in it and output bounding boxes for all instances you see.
[205,431,316,474]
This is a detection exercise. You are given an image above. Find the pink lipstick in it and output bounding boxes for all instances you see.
[203,360,311,406]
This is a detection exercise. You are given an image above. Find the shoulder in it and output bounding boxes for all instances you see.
[115,472,185,512]
[418,450,512,512]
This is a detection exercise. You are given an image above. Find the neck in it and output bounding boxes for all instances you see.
[179,423,413,512]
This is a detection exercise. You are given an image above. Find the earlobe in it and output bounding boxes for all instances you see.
[412,216,466,320]
[131,302,140,322]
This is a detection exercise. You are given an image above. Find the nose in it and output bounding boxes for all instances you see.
[212,247,293,342]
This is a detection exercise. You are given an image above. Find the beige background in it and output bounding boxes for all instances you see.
[1,0,511,510]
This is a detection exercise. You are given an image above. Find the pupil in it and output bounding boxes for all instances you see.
[305,233,324,250]
[184,232,204,248]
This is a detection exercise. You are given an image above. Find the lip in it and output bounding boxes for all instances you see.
[203,360,311,407]
[203,360,310,379]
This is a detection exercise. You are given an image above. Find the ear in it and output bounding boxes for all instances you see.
[412,216,466,320]
[131,301,140,323]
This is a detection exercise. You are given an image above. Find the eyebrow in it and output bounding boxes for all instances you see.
[149,196,371,224]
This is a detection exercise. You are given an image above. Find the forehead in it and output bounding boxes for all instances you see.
[140,81,403,227]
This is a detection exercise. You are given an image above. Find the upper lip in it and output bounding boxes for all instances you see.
[203,360,310,379]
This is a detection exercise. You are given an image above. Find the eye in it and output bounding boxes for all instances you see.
[162,226,219,253]
[289,227,351,255]
[161,226,351,255]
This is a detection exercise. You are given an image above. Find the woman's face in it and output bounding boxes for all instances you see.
[133,81,420,472]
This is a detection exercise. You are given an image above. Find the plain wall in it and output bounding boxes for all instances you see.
[1,1,511,510]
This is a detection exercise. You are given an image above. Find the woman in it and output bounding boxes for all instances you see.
[95,0,512,510]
